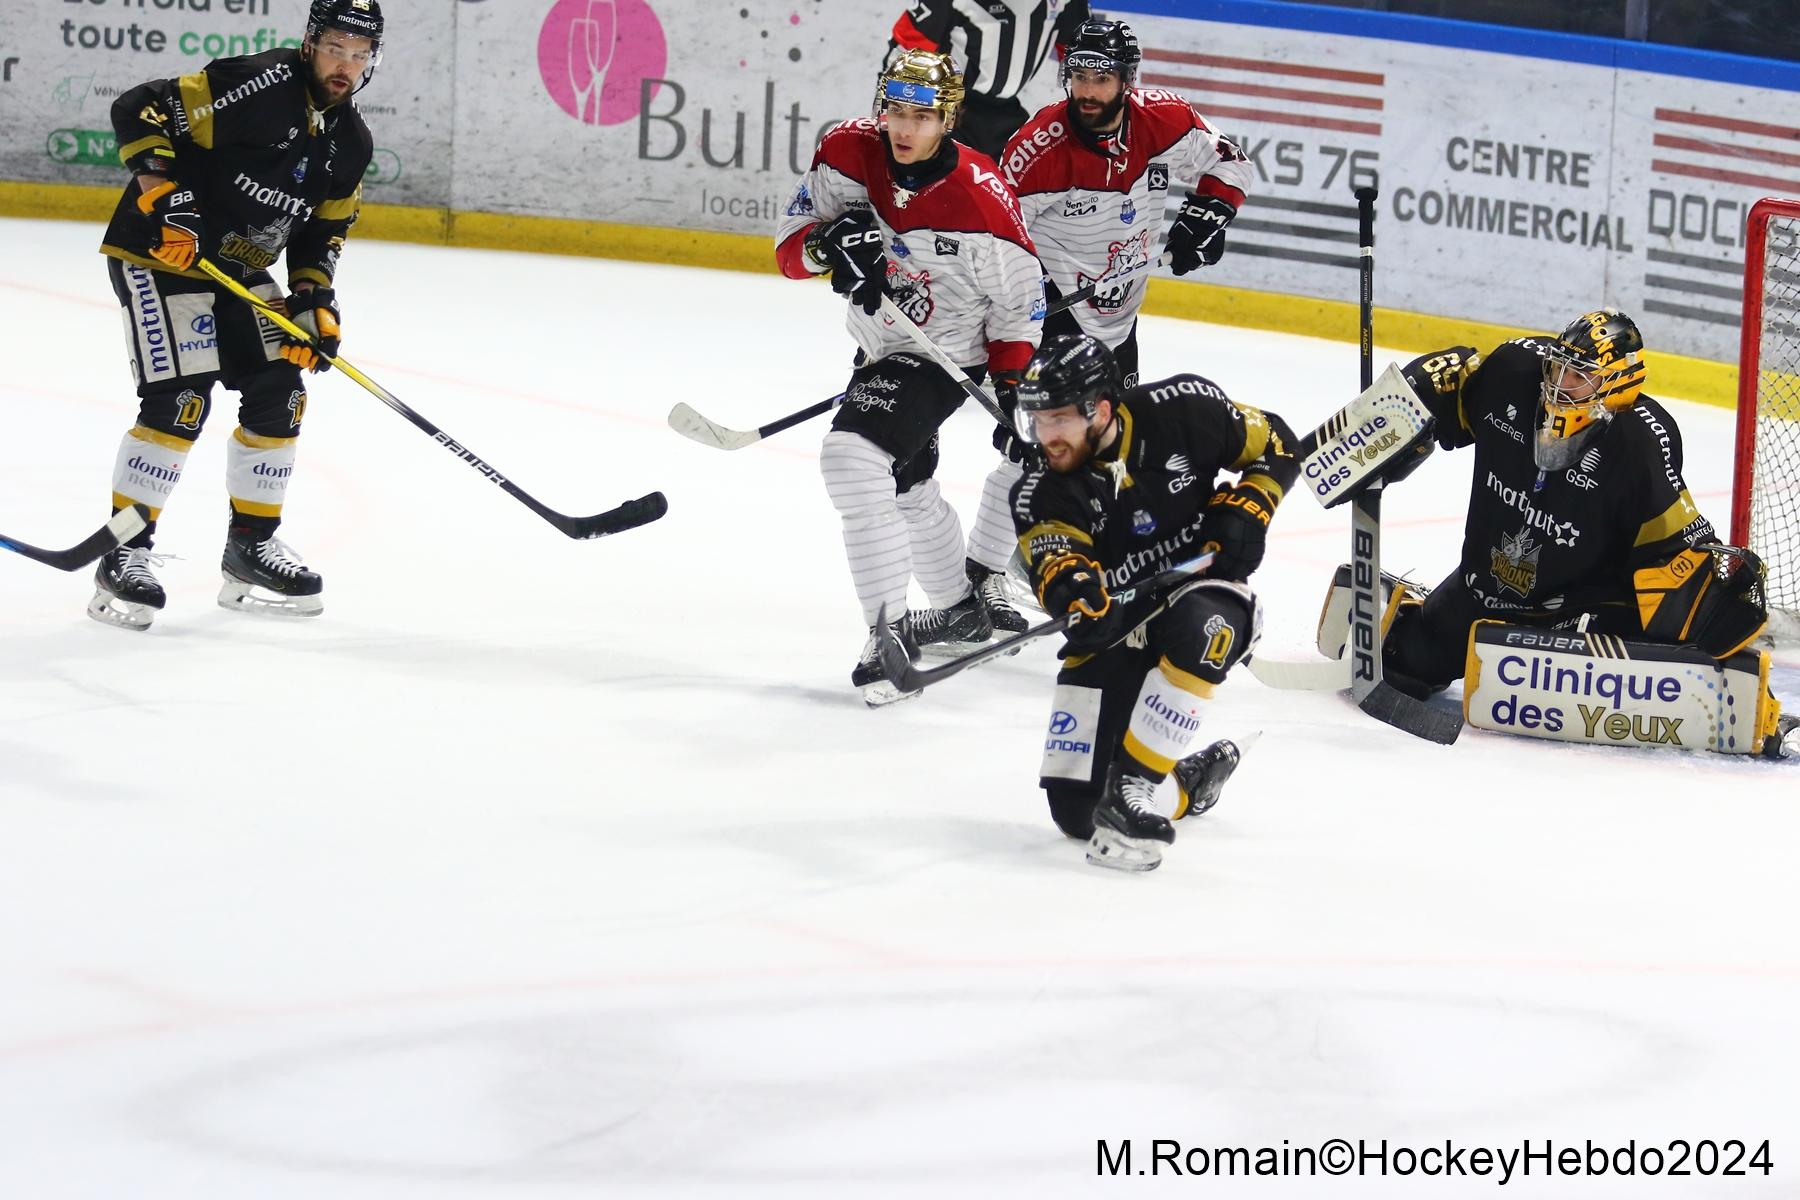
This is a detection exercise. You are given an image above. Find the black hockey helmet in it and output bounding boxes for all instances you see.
[1013,333,1123,444]
[306,0,384,69]
[1535,307,1647,470]
[1060,20,1142,90]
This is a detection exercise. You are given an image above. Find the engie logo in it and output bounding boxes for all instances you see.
[538,0,668,126]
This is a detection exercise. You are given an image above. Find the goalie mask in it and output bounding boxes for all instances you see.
[874,49,965,131]
[1534,307,1647,471]
[1013,333,1123,446]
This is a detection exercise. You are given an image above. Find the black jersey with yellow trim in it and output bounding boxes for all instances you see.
[1402,338,1716,612]
[101,47,374,289]
[1010,371,1299,595]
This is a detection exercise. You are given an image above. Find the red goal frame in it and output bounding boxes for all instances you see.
[1732,195,1800,546]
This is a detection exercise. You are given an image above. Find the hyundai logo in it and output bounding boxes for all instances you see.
[191,315,215,335]
[1049,711,1078,735]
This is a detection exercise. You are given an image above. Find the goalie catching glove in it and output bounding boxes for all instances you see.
[1198,483,1274,582]
[1634,543,1769,659]
[806,211,888,315]
[136,179,203,272]
[280,287,341,372]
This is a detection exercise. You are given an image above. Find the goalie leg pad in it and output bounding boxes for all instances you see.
[1316,564,1426,660]
[1463,621,1782,755]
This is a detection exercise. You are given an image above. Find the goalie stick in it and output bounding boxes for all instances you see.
[0,505,148,571]
[1343,188,1461,745]
[668,255,1174,451]
[200,260,667,541]
[874,555,1214,696]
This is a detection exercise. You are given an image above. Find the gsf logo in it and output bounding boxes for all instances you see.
[1564,469,1599,490]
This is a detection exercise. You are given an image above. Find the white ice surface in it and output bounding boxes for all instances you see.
[1,218,1796,1199]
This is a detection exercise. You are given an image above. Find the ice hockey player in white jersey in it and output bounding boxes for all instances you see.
[775,49,1047,704]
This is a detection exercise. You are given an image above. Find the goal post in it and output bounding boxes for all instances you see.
[1732,195,1800,636]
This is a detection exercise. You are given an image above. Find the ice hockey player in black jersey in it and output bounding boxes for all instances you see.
[1010,333,1298,870]
[87,0,380,630]
[1377,309,1771,695]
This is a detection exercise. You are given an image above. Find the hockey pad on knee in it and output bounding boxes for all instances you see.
[1161,580,1262,684]
[1316,564,1425,660]
[1462,620,1783,755]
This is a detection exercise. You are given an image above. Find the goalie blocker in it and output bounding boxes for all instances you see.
[1464,622,1792,758]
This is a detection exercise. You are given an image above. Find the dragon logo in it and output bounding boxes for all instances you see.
[1490,528,1542,598]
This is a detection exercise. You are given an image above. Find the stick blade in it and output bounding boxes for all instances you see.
[873,606,925,694]
[668,403,758,451]
[564,492,668,540]
[0,504,148,571]
[1357,682,1463,745]
[1246,651,1352,691]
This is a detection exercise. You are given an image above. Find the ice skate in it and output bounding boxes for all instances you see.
[854,620,920,707]
[219,532,323,617]
[906,589,993,660]
[1086,762,1174,872]
[1173,737,1244,819]
[967,559,1029,634]
[87,545,167,631]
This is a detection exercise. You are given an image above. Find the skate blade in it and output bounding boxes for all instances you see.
[86,589,155,631]
[218,576,324,618]
[1085,826,1164,872]
[859,679,921,708]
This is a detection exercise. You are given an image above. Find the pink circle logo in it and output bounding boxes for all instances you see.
[538,0,668,126]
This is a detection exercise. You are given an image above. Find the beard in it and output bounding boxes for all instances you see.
[1045,421,1107,473]
[1072,92,1126,133]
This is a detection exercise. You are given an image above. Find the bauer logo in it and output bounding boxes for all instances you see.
[538,0,669,126]
[1049,711,1078,735]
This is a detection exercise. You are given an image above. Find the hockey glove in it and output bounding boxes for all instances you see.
[806,211,889,315]
[280,287,341,373]
[136,179,203,272]
[1166,194,1235,276]
[1041,552,1126,651]
[1197,483,1275,582]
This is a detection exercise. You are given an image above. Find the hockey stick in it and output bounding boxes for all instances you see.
[668,392,843,451]
[198,260,667,540]
[0,505,148,571]
[668,255,1173,451]
[1345,188,1461,745]
[874,554,1214,695]
[1246,651,1350,691]
[878,294,1009,424]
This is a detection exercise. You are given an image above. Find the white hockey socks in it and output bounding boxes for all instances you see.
[966,457,1023,574]
[895,476,970,609]
[1121,657,1214,778]
[225,427,298,524]
[822,431,910,625]
[111,424,190,521]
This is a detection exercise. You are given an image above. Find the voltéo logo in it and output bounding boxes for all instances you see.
[538,0,668,126]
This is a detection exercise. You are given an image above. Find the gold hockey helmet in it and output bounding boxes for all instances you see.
[1535,307,1648,470]
[873,49,965,130]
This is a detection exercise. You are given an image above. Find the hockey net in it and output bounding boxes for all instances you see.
[1733,197,1800,644]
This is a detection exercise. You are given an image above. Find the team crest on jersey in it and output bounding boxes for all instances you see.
[293,157,308,183]
[1074,231,1153,315]
[786,184,814,217]
[1149,165,1169,191]
[934,235,959,256]
[1490,529,1541,597]
[1131,509,1157,535]
[891,237,911,259]
[1064,194,1098,218]
[1120,197,1137,225]
[217,215,294,271]
[886,264,934,326]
